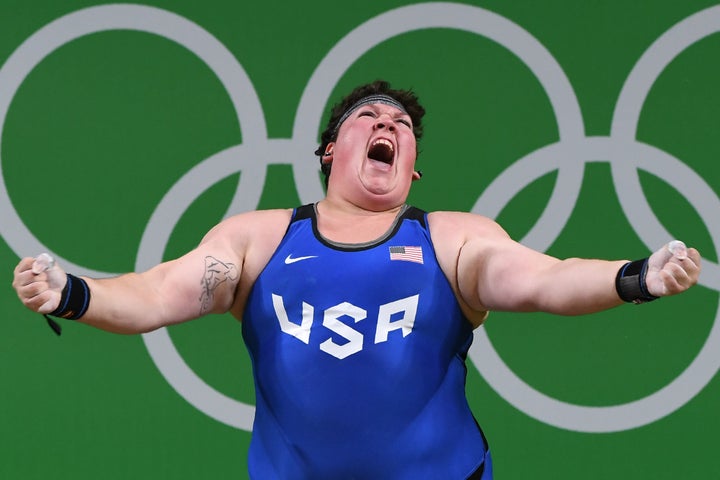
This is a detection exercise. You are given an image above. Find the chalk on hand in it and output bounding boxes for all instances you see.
[667,240,687,260]
[32,253,55,274]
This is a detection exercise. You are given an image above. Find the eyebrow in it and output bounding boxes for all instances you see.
[357,105,411,121]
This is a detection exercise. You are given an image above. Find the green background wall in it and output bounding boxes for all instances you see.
[1,1,719,478]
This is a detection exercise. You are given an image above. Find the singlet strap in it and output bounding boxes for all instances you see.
[292,203,315,222]
[401,205,427,229]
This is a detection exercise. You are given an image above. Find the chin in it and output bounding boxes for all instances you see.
[360,185,409,209]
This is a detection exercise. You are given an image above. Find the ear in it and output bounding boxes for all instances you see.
[412,170,422,181]
[322,142,335,164]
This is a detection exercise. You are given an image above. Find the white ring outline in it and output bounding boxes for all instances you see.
[611,5,720,286]
[139,145,264,430]
[471,137,720,432]
[0,4,268,430]
[0,2,717,433]
[293,2,586,252]
[0,3,266,277]
[296,2,720,432]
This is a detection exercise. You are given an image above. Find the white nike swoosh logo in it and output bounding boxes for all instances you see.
[284,254,318,264]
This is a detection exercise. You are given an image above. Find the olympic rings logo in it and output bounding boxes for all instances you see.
[1,2,718,434]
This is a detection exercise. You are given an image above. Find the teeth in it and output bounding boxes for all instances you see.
[368,138,395,164]
[372,138,394,153]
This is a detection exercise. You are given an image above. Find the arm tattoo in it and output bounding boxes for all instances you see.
[199,256,239,314]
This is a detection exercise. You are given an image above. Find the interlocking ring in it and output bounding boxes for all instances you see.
[1,2,717,433]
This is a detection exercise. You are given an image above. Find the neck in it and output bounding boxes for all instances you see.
[323,179,408,214]
[320,195,405,216]
[315,199,405,244]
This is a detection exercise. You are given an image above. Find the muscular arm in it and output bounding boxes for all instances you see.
[80,243,241,334]
[458,234,626,314]
[13,209,291,334]
[430,211,700,318]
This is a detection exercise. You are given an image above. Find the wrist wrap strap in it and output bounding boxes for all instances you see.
[615,258,659,304]
[49,273,91,319]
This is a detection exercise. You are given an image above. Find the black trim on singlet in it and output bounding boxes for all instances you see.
[466,462,485,480]
[463,416,491,479]
[289,203,428,251]
[292,203,315,222]
[281,204,314,236]
[400,203,427,228]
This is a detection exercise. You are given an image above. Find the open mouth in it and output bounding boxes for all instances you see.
[367,138,395,165]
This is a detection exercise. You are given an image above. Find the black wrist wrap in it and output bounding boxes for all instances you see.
[49,273,91,319]
[615,258,659,304]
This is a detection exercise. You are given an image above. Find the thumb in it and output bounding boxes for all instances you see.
[646,240,687,297]
[648,240,686,271]
[667,240,687,260]
[31,253,67,290]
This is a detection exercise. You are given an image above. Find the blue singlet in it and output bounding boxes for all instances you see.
[242,204,492,479]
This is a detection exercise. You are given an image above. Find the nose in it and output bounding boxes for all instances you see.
[374,115,396,132]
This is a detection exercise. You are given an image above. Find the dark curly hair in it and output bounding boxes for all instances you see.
[314,80,426,186]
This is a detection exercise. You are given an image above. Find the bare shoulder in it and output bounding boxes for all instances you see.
[426,210,509,272]
[204,208,294,317]
[427,210,508,243]
[427,211,514,272]
[426,211,508,327]
[201,208,293,248]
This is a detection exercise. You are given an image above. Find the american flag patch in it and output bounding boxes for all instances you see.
[389,246,424,264]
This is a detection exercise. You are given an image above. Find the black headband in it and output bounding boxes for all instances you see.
[333,94,408,135]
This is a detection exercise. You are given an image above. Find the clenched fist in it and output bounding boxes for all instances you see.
[645,241,701,297]
[12,254,67,314]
